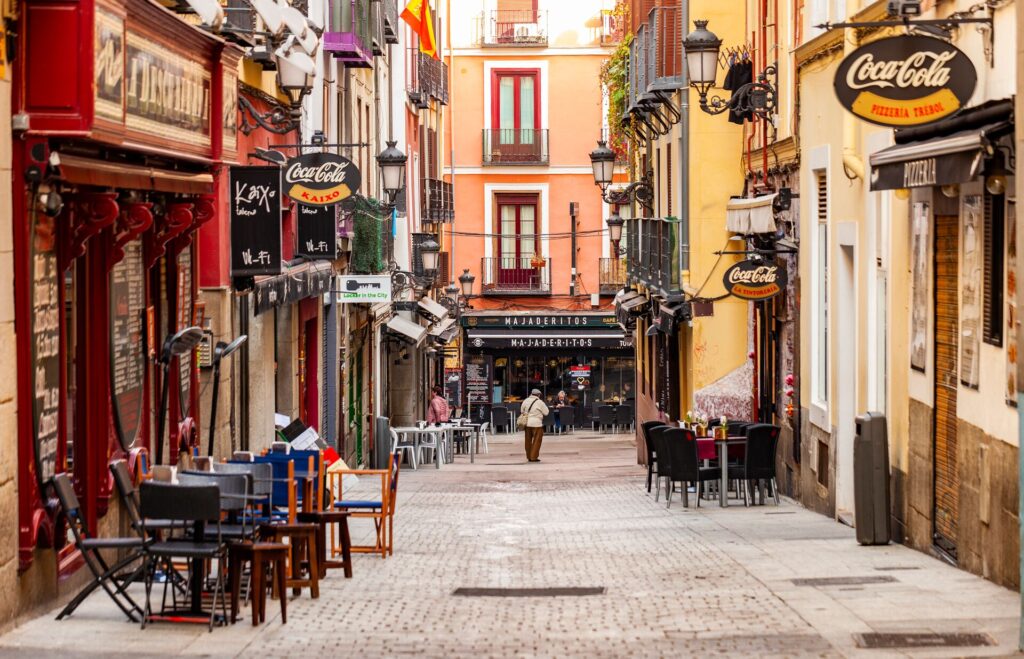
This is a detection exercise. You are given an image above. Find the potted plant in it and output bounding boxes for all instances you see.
[530,253,546,268]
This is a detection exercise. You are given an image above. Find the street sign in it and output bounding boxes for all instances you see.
[336,275,392,303]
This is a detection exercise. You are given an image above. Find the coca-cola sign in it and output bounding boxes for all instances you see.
[283,152,361,206]
[723,260,787,300]
[834,36,976,128]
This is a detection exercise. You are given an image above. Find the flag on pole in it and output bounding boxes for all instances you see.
[401,0,439,60]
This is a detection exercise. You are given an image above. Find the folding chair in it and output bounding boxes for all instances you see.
[54,473,150,622]
[139,482,229,631]
[331,452,401,558]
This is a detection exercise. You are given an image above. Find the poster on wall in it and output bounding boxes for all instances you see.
[960,194,982,388]
[910,202,930,372]
[1007,200,1018,407]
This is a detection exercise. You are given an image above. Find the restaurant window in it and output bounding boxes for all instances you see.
[982,191,1005,347]
[491,69,540,160]
[813,169,829,406]
[496,193,539,283]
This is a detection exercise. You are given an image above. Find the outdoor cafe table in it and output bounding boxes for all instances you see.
[449,422,482,464]
[696,437,747,508]
[391,426,454,469]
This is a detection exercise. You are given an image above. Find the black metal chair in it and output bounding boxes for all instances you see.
[592,402,602,430]
[542,409,555,432]
[728,424,782,506]
[179,471,255,540]
[641,421,666,493]
[54,473,150,622]
[664,428,719,508]
[650,426,674,502]
[211,462,275,524]
[491,406,511,434]
[139,482,229,630]
[615,405,634,433]
[558,406,575,433]
[597,405,616,433]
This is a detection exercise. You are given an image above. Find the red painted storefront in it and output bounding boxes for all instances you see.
[11,0,239,573]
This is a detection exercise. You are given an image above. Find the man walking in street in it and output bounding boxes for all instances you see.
[427,385,450,424]
[521,388,549,462]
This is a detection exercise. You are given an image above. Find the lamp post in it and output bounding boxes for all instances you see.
[376,140,407,206]
[683,19,777,118]
[459,268,475,299]
[207,335,247,457]
[607,209,625,259]
[419,237,440,283]
[589,140,654,214]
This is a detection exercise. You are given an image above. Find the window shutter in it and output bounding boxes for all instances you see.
[817,172,827,222]
[427,127,438,178]
[983,192,1004,346]
[438,251,450,286]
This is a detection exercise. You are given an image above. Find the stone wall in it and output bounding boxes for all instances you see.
[0,70,16,628]
[905,398,1020,589]
[782,411,834,517]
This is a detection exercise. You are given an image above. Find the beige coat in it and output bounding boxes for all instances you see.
[520,395,550,428]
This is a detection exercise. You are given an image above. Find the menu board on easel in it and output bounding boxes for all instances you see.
[444,367,463,409]
[30,212,60,488]
[177,247,193,415]
[464,355,493,406]
[110,240,146,451]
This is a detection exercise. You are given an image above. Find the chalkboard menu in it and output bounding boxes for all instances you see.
[177,248,193,415]
[295,204,338,259]
[110,240,146,451]
[30,213,60,489]
[464,355,493,406]
[229,166,282,276]
[444,367,463,409]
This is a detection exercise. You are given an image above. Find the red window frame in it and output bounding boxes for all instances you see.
[490,69,541,132]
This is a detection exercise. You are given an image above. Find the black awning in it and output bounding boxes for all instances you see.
[869,121,1011,191]
[253,263,334,316]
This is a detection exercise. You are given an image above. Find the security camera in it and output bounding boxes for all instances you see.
[249,0,285,36]
[887,0,921,17]
[182,0,224,30]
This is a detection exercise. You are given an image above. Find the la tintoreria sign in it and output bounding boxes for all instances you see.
[834,35,976,128]
[284,152,361,206]
[723,260,787,301]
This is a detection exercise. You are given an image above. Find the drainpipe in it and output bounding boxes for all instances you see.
[841,27,865,180]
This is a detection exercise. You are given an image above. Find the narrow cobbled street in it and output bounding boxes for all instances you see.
[0,431,1016,658]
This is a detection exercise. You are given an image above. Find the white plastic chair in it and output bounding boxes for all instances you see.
[390,428,418,470]
[476,421,490,454]
[418,429,444,467]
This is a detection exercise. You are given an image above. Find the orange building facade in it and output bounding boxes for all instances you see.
[445,0,634,419]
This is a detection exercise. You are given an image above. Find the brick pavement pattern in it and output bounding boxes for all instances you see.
[0,431,1017,657]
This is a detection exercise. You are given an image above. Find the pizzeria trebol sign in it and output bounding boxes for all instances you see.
[833,35,976,128]
[284,152,361,206]
[723,260,786,301]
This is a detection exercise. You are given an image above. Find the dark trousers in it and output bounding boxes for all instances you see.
[524,427,544,461]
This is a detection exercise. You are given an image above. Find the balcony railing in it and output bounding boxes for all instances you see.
[379,0,400,45]
[599,258,626,294]
[482,129,549,165]
[407,49,449,107]
[646,5,685,93]
[600,8,624,45]
[626,218,680,294]
[482,9,548,47]
[325,0,376,68]
[422,178,454,223]
[481,256,552,295]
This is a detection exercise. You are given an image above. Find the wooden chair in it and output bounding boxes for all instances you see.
[330,452,401,558]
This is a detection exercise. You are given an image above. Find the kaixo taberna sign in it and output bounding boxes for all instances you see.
[723,260,787,301]
[834,36,976,128]
[284,152,361,206]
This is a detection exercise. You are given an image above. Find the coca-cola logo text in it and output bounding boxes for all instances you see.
[845,51,955,91]
[285,161,351,185]
[723,260,788,301]
[727,264,780,285]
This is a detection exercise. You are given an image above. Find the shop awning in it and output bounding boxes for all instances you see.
[868,121,1011,191]
[726,194,777,235]
[465,329,632,350]
[429,318,458,344]
[618,294,649,314]
[58,153,215,195]
[252,262,334,316]
[417,296,449,322]
[386,315,427,345]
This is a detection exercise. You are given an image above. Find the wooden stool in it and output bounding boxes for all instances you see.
[297,510,353,579]
[259,523,320,598]
[228,542,289,626]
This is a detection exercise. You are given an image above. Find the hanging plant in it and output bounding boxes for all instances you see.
[599,0,631,161]
[530,253,547,269]
[350,195,389,274]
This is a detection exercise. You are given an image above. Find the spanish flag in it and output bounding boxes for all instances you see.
[401,0,439,60]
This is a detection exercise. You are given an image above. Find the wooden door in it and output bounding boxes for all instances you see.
[933,213,959,558]
[491,71,539,161]
[497,196,539,288]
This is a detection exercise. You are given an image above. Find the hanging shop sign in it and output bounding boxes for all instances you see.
[723,260,787,300]
[336,275,392,303]
[230,166,282,276]
[284,152,361,206]
[295,204,338,260]
[109,240,147,451]
[461,314,618,329]
[833,35,976,128]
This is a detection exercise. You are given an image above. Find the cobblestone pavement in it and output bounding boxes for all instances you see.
[0,431,1018,657]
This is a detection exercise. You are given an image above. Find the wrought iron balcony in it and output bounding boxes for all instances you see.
[626,218,681,295]
[482,9,548,47]
[407,49,449,107]
[379,0,400,45]
[599,258,626,294]
[481,256,552,295]
[645,5,686,93]
[482,129,549,165]
[422,178,454,223]
[325,0,376,68]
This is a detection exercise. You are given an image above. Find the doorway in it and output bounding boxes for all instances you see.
[835,243,856,519]
[933,213,959,558]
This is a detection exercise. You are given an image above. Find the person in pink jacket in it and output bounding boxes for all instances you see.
[426,385,450,424]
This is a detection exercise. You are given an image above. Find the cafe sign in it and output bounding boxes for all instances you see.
[834,35,976,128]
[723,260,787,300]
[284,152,361,206]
